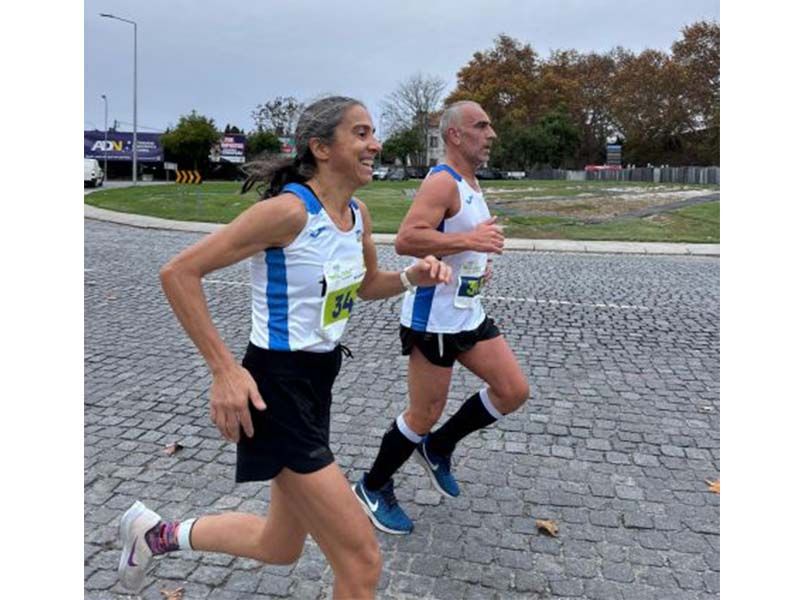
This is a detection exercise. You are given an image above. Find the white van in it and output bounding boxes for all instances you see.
[84,158,105,188]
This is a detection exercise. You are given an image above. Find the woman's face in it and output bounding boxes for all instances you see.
[326,104,382,187]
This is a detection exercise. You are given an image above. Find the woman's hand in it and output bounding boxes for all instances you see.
[406,255,453,287]
[209,366,267,443]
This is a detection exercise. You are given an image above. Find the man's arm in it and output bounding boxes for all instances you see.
[394,172,504,258]
[356,199,451,300]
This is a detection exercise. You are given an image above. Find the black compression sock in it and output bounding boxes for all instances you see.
[426,391,499,457]
[364,420,419,491]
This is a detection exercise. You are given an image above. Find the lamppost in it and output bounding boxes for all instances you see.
[100,13,137,185]
[101,94,108,181]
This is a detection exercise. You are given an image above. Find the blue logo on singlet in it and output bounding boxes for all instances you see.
[466,195,474,204]
[309,226,327,238]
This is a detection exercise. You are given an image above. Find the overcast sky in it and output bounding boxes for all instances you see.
[84,0,719,137]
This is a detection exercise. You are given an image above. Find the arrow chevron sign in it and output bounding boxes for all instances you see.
[176,170,202,184]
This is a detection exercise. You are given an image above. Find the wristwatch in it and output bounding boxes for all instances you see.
[400,267,417,292]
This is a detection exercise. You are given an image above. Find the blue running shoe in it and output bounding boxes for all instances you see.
[352,476,413,535]
[415,436,460,498]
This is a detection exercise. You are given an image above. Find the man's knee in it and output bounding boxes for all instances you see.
[404,402,446,434]
[492,377,530,414]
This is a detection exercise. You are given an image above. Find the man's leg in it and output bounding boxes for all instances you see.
[425,335,529,458]
[356,347,452,533]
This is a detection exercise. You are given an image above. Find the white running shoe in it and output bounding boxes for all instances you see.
[117,500,161,591]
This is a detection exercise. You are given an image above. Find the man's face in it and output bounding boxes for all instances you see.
[452,103,497,167]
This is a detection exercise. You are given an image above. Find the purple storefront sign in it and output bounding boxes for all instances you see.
[84,130,164,162]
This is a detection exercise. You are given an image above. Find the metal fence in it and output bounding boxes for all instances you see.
[525,166,720,185]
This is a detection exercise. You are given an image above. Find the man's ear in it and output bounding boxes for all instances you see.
[308,137,330,162]
[448,127,461,146]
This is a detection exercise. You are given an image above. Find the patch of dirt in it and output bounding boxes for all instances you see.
[485,187,715,222]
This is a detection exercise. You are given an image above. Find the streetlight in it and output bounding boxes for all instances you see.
[100,13,137,185]
[101,94,108,181]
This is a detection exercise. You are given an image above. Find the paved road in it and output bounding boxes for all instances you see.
[84,219,720,599]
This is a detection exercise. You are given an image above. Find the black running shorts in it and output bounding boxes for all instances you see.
[400,316,502,368]
[235,343,342,482]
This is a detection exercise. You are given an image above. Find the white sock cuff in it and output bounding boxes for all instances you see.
[479,388,504,420]
[178,518,197,550]
[396,414,423,444]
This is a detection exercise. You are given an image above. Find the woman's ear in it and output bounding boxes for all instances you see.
[308,137,330,162]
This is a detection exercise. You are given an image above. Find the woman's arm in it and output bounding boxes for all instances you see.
[160,194,307,442]
[355,200,452,301]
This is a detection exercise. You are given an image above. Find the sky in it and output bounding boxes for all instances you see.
[84,0,719,137]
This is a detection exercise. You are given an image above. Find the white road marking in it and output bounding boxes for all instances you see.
[201,279,650,310]
[482,295,650,311]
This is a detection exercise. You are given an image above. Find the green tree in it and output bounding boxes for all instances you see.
[533,111,581,168]
[489,111,580,170]
[381,127,424,165]
[161,110,219,171]
[246,130,281,159]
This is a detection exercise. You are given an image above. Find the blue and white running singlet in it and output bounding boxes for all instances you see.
[249,183,365,352]
[400,165,491,334]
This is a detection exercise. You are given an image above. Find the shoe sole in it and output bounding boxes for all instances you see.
[117,501,149,592]
[413,450,458,499]
[351,484,412,536]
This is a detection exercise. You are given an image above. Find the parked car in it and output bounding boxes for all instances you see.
[476,167,502,180]
[387,167,409,181]
[504,171,526,180]
[372,166,389,180]
[84,158,105,188]
[405,166,427,179]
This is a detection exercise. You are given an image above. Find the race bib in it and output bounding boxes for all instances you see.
[454,260,486,309]
[320,257,365,335]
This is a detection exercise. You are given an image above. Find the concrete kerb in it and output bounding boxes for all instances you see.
[83,203,719,257]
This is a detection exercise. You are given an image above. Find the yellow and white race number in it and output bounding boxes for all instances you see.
[320,256,365,338]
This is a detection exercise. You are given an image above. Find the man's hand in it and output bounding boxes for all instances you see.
[484,260,493,287]
[407,255,453,287]
[469,217,504,254]
[209,365,267,443]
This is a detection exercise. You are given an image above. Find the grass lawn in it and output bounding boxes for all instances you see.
[86,179,719,242]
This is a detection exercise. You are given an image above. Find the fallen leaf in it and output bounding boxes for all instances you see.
[164,442,184,456]
[535,519,559,536]
[705,479,720,494]
[160,587,185,600]
[106,294,118,300]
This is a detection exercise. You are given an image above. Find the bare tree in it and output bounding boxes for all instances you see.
[251,96,305,137]
[381,73,447,165]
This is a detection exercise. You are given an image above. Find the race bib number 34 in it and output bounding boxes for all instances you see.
[322,281,361,326]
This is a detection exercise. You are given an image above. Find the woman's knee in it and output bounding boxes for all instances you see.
[253,538,305,565]
[338,536,382,585]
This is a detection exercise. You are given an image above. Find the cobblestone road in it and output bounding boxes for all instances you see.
[85,219,720,599]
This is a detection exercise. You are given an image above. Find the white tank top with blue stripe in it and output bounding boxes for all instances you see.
[249,183,365,352]
[400,165,490,334]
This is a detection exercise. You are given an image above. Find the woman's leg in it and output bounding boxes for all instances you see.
[276,463,382,600]
[189,477,308,564]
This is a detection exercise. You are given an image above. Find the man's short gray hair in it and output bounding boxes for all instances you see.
[439,101,479,145]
